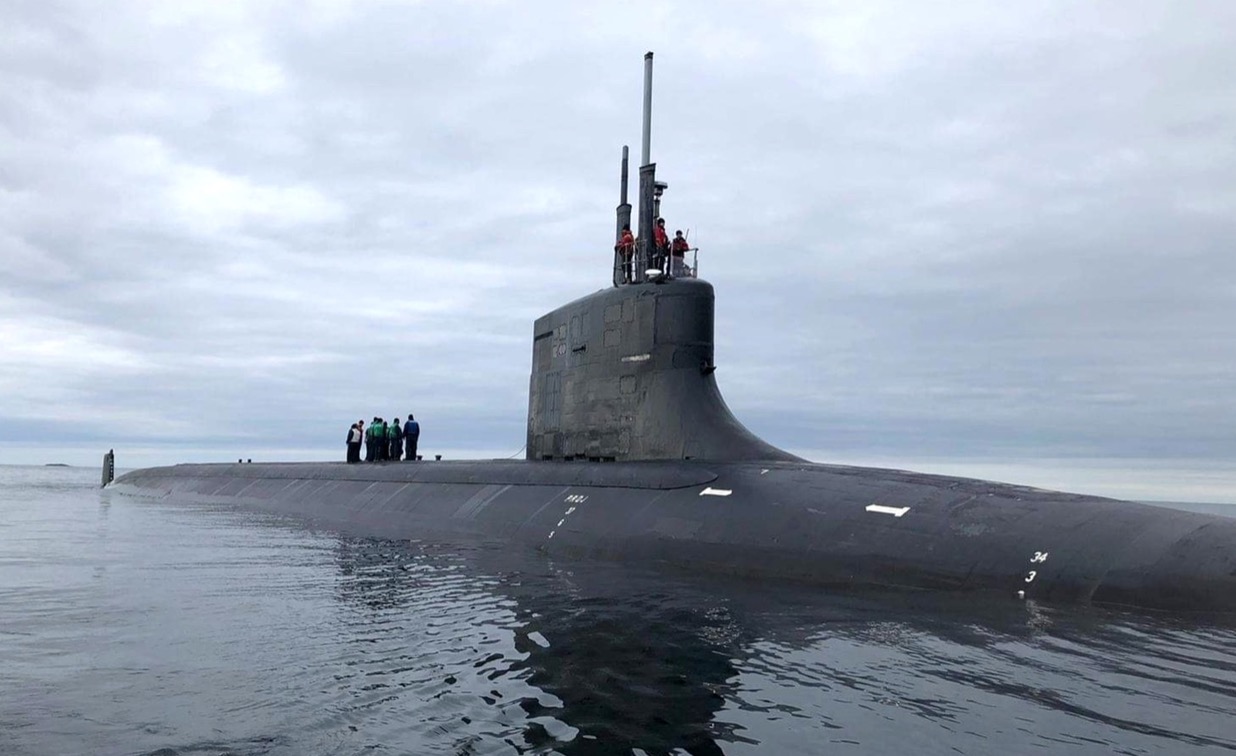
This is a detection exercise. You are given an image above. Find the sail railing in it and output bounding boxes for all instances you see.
[611,244,650,286]
[612,246,700,286]
[612,246,632,287]
[671,248,699,279]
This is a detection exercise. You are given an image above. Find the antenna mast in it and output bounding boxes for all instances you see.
[637,52,656,280]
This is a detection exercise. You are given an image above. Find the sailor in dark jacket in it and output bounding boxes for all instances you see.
[388,414,403,461]
[403,414,420,461]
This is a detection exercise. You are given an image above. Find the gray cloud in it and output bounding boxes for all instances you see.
[2,0,1235,502]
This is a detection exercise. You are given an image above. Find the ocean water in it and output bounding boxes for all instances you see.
[2,465,1234,755]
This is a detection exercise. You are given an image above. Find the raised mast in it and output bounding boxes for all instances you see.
[615,145,631,243]
[636,52,656,281]
[640,52,653,166]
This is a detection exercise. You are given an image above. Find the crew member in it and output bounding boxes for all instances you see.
[374,417,388,461]
[388,413,403,461]
[615,223,635,283]
[346,422,362,463]
[403,414,420,461]
[653,218,670,274]
[670,230,690,277]
[364,417,379,462]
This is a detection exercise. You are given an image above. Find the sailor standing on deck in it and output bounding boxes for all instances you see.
[346,422,362,463]
[403,414,420,461]
[375,417,388,461]
[365,416,379,462]
[388,414,403,461]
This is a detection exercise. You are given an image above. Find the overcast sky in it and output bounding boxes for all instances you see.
[3,0,1235,502]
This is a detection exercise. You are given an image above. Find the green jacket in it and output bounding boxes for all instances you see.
[387,423,401,440]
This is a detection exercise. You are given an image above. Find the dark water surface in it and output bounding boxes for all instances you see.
[2,466,1234,755]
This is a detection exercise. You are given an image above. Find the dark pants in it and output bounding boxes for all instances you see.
[346,442,360,463]
[391,437,402,461]
[405,436,418,461]
[365,439,375,462]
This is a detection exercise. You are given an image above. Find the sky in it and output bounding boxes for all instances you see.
[2,0,1235,503]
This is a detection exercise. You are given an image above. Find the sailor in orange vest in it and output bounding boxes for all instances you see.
[615,224,635,283]
[670,230,690,277]
[653,218,670,274]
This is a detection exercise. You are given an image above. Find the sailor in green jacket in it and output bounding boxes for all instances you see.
[388,416,403,461]
[364,416,378,462]
[374,417,387,461]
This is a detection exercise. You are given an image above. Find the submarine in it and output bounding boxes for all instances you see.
[112,53,1236,614]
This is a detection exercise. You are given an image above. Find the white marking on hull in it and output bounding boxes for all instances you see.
[866,504,910,517]
[700,487,732,497]
[548,499,581,541]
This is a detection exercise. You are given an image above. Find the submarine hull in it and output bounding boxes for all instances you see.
[112,459,1236,613]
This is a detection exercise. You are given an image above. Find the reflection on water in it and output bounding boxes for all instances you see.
[1,466,1234,755]
[330,540,1236,755]
[334,539,749,754]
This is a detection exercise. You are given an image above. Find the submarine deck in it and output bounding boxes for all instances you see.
[112,459,1236,613]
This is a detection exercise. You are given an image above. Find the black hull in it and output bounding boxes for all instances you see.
[112,459,1236,614]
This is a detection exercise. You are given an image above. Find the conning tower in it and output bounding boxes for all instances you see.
[526,53,798,464]
[526,279,798,462]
